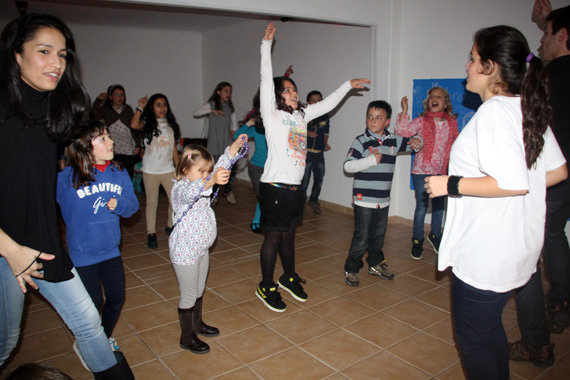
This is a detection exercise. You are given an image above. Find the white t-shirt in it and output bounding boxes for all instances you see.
[142,118,176,175]
[438,95,566,293]
[259,39,352,185]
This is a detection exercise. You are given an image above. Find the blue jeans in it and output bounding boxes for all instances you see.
[0,259,117,372]
[412,174,445,239]
[453,276,511,380]
[344,205,388,273]
[301,152,325,203]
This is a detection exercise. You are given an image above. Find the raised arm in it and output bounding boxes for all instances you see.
[130,95,147,130]
[259,22,277,125]
[394,96,422,137]
[532,0,552,30]
[304,78,370,122]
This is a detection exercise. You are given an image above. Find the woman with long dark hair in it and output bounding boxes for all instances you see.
[131,93,180,249]
[0,14,133,379]
[425,25,567,380]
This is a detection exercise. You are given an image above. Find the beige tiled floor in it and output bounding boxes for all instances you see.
[1,183,570,379]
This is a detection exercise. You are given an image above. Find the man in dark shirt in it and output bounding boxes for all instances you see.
[510,0,570,368]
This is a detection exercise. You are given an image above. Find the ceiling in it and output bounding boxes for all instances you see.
[0,0,276,33]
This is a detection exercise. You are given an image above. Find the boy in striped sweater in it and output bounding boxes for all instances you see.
[343,100,422,286]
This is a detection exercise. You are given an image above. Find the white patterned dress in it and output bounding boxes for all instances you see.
[169,148,233,265]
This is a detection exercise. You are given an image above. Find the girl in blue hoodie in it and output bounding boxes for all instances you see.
[57,121,139,353]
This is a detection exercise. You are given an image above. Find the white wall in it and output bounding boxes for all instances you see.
[71,24,204,138]
[201,20,372,206]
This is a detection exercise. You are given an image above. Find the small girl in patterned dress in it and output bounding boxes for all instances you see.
[169,135,247,354]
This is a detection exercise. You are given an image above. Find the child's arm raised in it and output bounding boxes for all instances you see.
[259,22,277,126]
[394,96,420,137]
[130,95,147,130]
[305,78,370,122]
[229,133,248,157]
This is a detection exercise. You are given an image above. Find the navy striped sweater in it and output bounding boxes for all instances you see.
[345,129,415,205]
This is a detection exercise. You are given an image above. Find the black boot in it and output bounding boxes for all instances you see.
[194,296,220,337]
[178,307,210,354]
[93,351,134,380]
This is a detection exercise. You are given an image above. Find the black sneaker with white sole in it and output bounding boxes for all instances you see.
[278,273,308,302]
[256,282,286,312]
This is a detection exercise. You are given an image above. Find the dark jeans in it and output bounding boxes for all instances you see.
[76,256,126,339]
[301,151,325,203]
[513,198,570,347]
[544,199,570,308]
[453,276,511,380]
[514,266,550,347]
[344,205,388,273]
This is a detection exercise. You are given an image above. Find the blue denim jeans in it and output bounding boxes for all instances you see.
[344,205,388,273]
[301,152,325,203]
[0,259,117,372]
[412,174,445,239]
[453,276,511,380]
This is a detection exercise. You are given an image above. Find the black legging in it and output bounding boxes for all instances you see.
[260,223,297,287]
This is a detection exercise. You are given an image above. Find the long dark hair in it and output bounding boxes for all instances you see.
[65,120,122,189]
[273,76,305,116]
[140,93,181,144]
[474,25,551,169]
[207,81,235,113]
[0,14,90,141]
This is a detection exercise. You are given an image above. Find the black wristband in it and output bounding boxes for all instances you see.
[447,175,463,198]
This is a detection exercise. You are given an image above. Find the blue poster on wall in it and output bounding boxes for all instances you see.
[407,78,482,189]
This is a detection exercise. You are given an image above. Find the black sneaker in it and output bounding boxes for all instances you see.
[278,273,308,302]
[165,226,174,236]
[427,233,441,253]
[147,233,158,249]
[256,282,286,312]
[345,272,360,287]
[411,237,424,260]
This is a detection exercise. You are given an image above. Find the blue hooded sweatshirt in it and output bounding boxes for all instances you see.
[57,163,139,267]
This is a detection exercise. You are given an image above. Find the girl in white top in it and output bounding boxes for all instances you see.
[131,93,181,249]
[255,21,370,312]
[425,25,567,380]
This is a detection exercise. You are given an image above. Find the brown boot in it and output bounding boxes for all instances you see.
[508,340,554,367]
[178,307,210,354]
[193,296,220,337]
